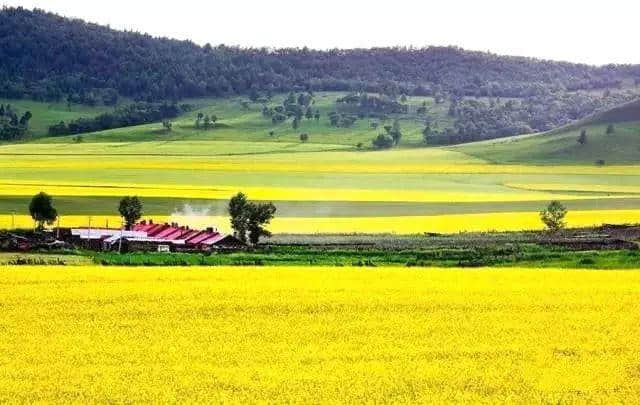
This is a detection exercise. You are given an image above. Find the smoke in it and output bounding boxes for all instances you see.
[170,203,216,230]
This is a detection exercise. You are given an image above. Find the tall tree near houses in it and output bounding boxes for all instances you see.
[228,192,250,242]
[228,192,276,244]
[29,192,57,230]
[118,196,143,230]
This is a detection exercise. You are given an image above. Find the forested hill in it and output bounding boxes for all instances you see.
[2,7,640,104]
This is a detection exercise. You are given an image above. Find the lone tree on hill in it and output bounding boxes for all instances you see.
[606,124,615,135]
[228,192,277,245]
[162,119,172,132]
[118,196,143,230]
[195,112,204,128]
[300,133,309,142]
[29,192,57,230]
[540,201,567,232]
[578,129,587,145]
[372,133,394,149]
[422,123,431,144]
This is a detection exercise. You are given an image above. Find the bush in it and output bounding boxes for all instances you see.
[371,133,394,149]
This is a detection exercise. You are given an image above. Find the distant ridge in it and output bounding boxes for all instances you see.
[1,7,639,102]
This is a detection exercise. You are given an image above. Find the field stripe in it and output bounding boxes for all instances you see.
[4,210,640,234]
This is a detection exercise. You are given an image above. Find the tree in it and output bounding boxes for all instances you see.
[422,123,431,144]
[314,111,320,121]
[540,201,567,232]
[385,120,402,145]
[118,196,143,230]
[29,192,57,230]
[578,129,587,145]
[305,107,313,120]
[203,115,211,129]
[210,114,218,124]
[162,119,172,131]
[228,193,277,244]
[292,117,299,130]
[300,133,309,142]
[228,192,250,242]
[606,124,615,135]
[417,101,428,115]
[195,112,204,128]
[247,202,276,244]
[19,111,32,126]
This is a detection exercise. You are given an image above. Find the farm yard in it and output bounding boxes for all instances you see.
[1,266,640,403]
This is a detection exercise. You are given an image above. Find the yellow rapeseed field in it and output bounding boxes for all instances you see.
[3,209,640,234]
[1,266,639,403]
[507,183,640,194]
[2,154,640,175]
[0,181,604,203]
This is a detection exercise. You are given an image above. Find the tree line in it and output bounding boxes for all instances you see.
[2,7,639,105]
[48,102,191,136]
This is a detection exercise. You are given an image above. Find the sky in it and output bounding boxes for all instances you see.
[2,0,639,65]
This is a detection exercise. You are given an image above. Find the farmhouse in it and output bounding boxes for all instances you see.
[66,220,245,252]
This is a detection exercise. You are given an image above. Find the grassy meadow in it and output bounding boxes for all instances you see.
[1,265,640,402]
[1,92,640,234]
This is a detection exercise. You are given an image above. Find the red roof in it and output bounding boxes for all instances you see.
[187,231,220,245]
[147,224,169,236]
[130,221,236,247]
[200,234,226,245]
[154,227,180,239]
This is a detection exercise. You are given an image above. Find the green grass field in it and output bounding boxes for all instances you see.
[1,93,640,233]
[0,98,114,139]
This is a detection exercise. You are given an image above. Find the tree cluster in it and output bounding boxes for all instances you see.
[0,104,32,140]
[372,120,402,149]
[261,92,316,127]
[48,102,190,136]
[337,93,408,117]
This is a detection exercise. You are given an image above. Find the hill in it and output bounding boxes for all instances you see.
[2,7,639,104]
[455,99,640,164]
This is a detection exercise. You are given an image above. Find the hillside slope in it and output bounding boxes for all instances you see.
[455,99,640,164]
[1,7,639,102]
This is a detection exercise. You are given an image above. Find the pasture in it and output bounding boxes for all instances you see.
[1,265,640,402]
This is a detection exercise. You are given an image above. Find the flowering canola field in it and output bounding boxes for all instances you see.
[4,209,640,234]
[3,143,640,233]
[1,266,640,403]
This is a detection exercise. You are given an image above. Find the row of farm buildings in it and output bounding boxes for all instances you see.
[61,220,245,252]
